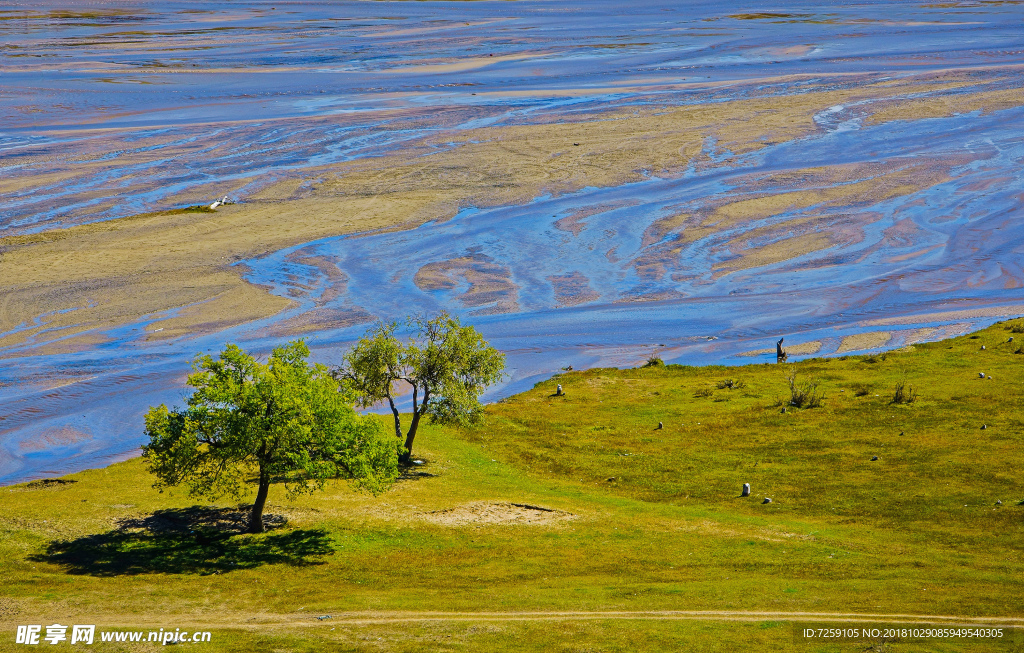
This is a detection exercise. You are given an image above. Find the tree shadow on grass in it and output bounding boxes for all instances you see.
[29,506,334,576]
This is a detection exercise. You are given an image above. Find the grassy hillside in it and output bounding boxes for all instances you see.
[1,321,1023,651]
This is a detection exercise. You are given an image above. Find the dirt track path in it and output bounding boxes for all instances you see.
[217,610,1024,628]
[6,610,1021,631]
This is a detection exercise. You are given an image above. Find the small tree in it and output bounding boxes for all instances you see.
[143,341,400,533]
[337,312,505,463]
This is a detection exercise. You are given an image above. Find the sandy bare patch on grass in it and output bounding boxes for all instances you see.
[419,501,576,527]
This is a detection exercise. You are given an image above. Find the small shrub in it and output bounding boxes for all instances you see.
[851,384,871,397]
[643,356,665,368]
[788,374,823,408]
[693,386,714,398]
[861,353,887,364]
[1010,323,1024,334]
[1016,347,1023,355]
[891,377,917,405]
[716,378,745,390]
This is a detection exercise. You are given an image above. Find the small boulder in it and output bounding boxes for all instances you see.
[742,483,751,497]
[871,455,879,461]
[996,500,1003,506]
[556,384,564,396]
[657,422,663,430]
[981,424,987,430]
[762,497,772,504]
[981,345,986,350]
[979,372,985,378]
[1010,337,1015,343]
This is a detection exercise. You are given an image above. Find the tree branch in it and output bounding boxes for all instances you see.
[418,388,431,415]
[197,436,225,450]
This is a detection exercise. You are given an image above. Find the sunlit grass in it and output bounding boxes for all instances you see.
[1,321,1022,651]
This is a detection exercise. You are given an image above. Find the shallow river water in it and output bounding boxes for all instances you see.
[1,1,1023,483]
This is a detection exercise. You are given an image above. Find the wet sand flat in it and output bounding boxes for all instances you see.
[2,1,1024,484]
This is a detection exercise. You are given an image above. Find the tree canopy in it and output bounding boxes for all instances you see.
[143,340,400,533]
[337,312,505,463]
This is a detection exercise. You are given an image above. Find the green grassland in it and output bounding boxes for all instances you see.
[1,322,1023,651]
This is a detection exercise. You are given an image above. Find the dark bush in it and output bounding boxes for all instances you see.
[851,384,871,397]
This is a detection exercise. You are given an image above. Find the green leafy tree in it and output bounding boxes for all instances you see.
[337,312,505,463]
[143,340,399,533]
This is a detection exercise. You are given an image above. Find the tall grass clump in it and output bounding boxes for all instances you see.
[891,375,917,405]
[787,374,823,408]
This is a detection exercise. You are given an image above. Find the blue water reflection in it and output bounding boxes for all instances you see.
[2,1,1024,484]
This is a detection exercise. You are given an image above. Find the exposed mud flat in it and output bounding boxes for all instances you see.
[1,1,1024,485]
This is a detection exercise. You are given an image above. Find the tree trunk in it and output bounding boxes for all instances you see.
[386,395,402,440]
[248,473,270,533]
[395,388,419,466]
[395,409,419,466]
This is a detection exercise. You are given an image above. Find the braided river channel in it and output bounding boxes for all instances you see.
[1,0,1023,483]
